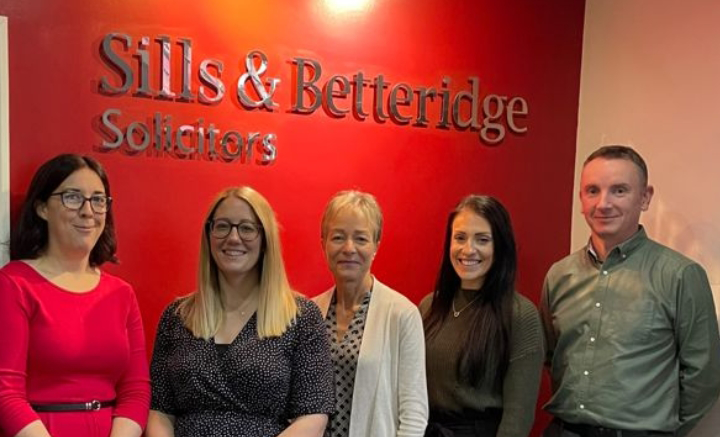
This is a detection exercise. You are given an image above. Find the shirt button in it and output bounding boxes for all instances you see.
[602,270,608,275]
[583,370,590,375]
[579,404,585,409]
[621,254,627,259]
[590,336,596,342]
[595,302,601,308]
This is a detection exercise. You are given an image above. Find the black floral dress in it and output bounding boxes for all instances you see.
[150,297,335,437]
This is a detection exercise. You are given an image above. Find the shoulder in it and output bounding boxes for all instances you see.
[157,297,187,328]
[373,279,420,314]
[98,270,136,297]
[510,292,544,356]
[418,292,434,315]
[512,293,541,327]
[545,248,585,280]
[0,260,39,285]
[293,295,325,327]
[295,295,322,315]
[0,262,35,305]
[643,238,700,270]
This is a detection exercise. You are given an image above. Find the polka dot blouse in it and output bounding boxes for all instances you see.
[325,290,371,437]
[150,297,335,437]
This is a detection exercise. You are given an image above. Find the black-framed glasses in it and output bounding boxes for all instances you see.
[49,191,112,214]
[207,219,262,241]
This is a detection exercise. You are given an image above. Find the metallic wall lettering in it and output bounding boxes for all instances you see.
[157,36,176,99]
[388,83,413,124]
[99,33,134,95]
[236,50,279,109]
[99,108,277,165]
[291,58,323,114]
[199,59,225,104]
[96,32,531,165]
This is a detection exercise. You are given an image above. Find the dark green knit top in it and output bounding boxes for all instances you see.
[419,291,544,437]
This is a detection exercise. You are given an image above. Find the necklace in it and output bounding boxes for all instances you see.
[452,293,482,317]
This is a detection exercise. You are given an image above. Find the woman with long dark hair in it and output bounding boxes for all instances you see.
[420,195,543,437]
[0,154,150,437]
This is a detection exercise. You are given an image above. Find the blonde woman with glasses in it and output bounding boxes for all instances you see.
[147,187,334,437]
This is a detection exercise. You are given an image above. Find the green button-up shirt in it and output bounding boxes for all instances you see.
[541,228,720,435]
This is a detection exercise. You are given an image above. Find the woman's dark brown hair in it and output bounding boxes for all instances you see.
[10,154,117,266]
[424,195,516,393]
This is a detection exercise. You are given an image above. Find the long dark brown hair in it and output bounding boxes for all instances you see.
[424,195,515,392]
[10,154,117,266]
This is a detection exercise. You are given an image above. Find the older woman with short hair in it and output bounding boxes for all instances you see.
[313,190,428,437]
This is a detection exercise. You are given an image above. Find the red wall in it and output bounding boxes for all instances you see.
[1,1,585,433]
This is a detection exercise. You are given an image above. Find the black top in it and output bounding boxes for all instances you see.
[150,297,335,437]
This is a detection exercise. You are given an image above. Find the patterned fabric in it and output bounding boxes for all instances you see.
[325,290,372,437]
[150,297,335,437]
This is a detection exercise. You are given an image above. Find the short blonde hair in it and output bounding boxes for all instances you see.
[177,186,298,339]
[321,190,383,243]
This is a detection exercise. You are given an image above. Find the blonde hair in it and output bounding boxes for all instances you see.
[177,186,298,339]
[321,190,383,243]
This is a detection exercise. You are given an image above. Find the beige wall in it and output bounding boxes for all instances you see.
[575,1,720,435]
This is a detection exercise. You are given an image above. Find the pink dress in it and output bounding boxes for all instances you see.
[0,261,150,437]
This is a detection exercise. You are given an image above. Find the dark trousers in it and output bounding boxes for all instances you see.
[424,409,502,437]
[543,418,675,437]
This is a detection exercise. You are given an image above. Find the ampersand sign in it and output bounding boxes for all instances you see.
[236,50,280,109]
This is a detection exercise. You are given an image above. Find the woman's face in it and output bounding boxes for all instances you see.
[323,208,378,285]
[450,208,495,290]
[209,196,263,280]
[36,167,107,258]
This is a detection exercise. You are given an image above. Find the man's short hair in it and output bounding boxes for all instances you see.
[584,145,649,186]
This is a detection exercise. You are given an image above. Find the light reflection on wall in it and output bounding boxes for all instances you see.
[323,0,372,14]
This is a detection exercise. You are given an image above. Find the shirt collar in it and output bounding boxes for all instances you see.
[586,226,649,263]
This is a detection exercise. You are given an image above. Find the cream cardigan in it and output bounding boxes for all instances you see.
[313,278,429,437]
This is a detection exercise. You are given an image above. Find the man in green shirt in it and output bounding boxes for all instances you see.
[541,145,720,437]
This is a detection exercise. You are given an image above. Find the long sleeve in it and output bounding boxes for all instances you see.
[150,304,180,415]
[396,307,429,437]
[286,300,335,418]
[675,263,720,437]
[113,290,151,428]
[0,271,41,436]
[496,297,545,437]
[540,275,556,367]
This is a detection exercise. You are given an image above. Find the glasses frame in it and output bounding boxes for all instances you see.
[49,190,112,214]
[207,219,263,242]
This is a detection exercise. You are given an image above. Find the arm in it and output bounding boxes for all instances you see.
[109,417,142,437]
[674,264,720,437]
[277,414,328,437]
[496,299,545,437]
[539,276,556,369]
[111,290,150,435]
[146,410,176,437]
[396,307,429,437]
[0,273,51,437]
[11,422,52,437]
[283,301,335,437]
[145,306,180,437]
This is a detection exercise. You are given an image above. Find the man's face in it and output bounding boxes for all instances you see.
[580,157,653,247]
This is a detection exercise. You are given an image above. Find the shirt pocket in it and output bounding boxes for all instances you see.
[604,299,656,345]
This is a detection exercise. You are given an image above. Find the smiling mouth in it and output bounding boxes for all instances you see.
[223,249,247,256]
[458,259,481,266]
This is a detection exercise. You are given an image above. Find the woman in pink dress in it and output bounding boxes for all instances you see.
[0,154,150,437]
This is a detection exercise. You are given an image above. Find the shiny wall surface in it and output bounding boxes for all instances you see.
[0,1,585,432]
